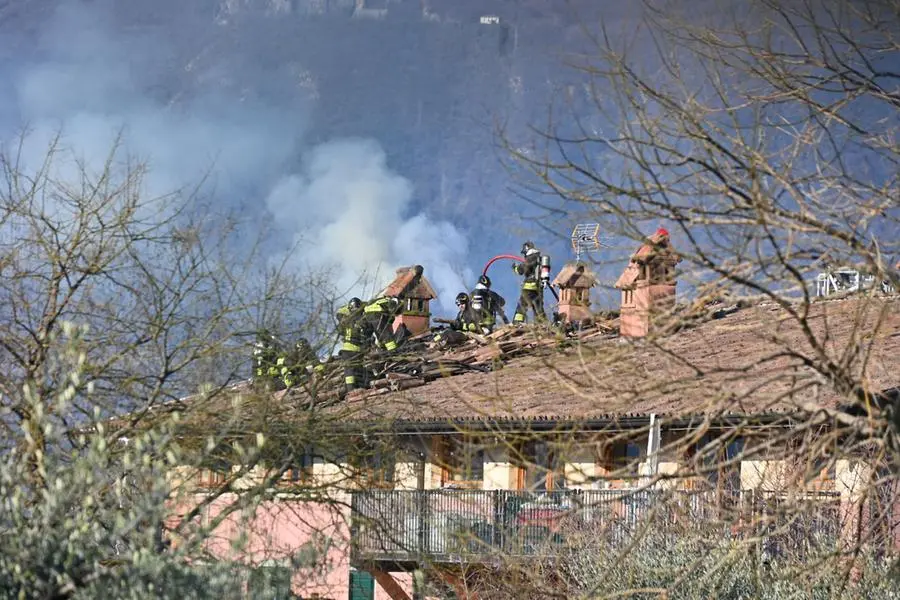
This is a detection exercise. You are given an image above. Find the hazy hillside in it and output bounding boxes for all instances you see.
[0,0,621,309]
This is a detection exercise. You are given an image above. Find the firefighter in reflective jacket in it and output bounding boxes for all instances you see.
[363,295,403,352]
[278,337,325,389]
[337,298,371,391]
[252,329,281,386]
[471,275,508,333]
[435,293,478,348]
[450,293,480,332]
[512,241,547,323]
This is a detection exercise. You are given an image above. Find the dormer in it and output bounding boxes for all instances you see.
[614,228,681,338]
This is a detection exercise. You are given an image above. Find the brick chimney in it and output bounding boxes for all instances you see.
[381,265,438,336]
[552,262,597,324]
[614,228,681,338]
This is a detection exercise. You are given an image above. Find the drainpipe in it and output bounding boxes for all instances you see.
[644,414,661,486]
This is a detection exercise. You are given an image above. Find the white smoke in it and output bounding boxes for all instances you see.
[2,2,472,312]
[265,139,472,310]
[4,2,298,211]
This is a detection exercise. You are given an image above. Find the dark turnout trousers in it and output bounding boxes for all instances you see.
[514,288,546,324]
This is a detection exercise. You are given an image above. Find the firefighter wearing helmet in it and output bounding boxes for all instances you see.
[252,328,281,387]
[512,241,547,324]
[449,292,480,332]
[336,297,371,392]
[471,274,508,333]
[434,292,478,348]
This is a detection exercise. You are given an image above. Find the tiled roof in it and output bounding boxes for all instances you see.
[552,262,597,288]
[631,229,674,262]
[380,266,437,299]
[334,296,900,424]
[614,264,640,290]
[162,297,900,435]
[614,230,680,289]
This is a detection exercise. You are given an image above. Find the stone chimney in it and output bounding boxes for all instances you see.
[552,262,597,324]
[381,265,437,336]
[614,228,681,338]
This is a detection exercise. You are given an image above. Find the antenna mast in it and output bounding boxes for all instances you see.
[570,223,609,261]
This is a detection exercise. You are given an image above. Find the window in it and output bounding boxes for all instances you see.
[279,448,315,487]
[197,464,229,489]
[613,442,643,469]
[437,437,484,488]
[350,441,395,489]
[596,439,644,480]
[693,434,744,497]
[517,440,565,491]
[622,289,634,306]
[349,570,374,600]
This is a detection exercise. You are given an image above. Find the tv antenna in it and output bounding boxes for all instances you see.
[570,223,610,261]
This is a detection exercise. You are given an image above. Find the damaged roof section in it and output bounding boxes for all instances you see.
[330,297,900,424]
[165,297,900,435]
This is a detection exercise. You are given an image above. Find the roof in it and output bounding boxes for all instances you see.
[331,296,900,425]
[381,266,437,299]
[161,296,900,435]
[614,264,641,290]
[631,228,677,263]
[552,262,597,288]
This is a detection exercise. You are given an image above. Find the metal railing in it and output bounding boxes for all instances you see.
[743,489,843,560]
[350,488,843,563]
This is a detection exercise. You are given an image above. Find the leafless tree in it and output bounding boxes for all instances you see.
[0,131,349,598]
[481,0,900,595]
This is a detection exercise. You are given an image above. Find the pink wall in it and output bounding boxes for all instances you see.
[171,492,414,600]
[177,492,352,599]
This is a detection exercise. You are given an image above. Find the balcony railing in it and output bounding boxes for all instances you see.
[350,488,841,564]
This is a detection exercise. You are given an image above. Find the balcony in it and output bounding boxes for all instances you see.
[350,489,841,566]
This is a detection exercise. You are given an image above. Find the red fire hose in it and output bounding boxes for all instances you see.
[482,254,560,301]
[482,254,524,276]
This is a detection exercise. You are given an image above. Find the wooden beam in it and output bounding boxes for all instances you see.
[369,568,412,600]
[439,569,478,600]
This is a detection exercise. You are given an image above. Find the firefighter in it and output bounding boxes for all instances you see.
[435,293,478,348]
[279,337,324,389]
[512,240,547,324]
[449,292,480,332]
[363,295,403,352]
[471,274,508,333]
[336,297,371,392]
[252,329,282,388]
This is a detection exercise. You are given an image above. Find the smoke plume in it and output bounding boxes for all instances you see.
[264,139,473,309]
[1,1,471,311]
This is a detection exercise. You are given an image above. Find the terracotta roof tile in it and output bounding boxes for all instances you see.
[381,266,437,299]
[614,264,640,290]
[552,262,597,288]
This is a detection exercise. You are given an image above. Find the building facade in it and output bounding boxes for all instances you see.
[174,292,900,599]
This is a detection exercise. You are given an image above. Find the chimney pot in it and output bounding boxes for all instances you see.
[615,231,681,337]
